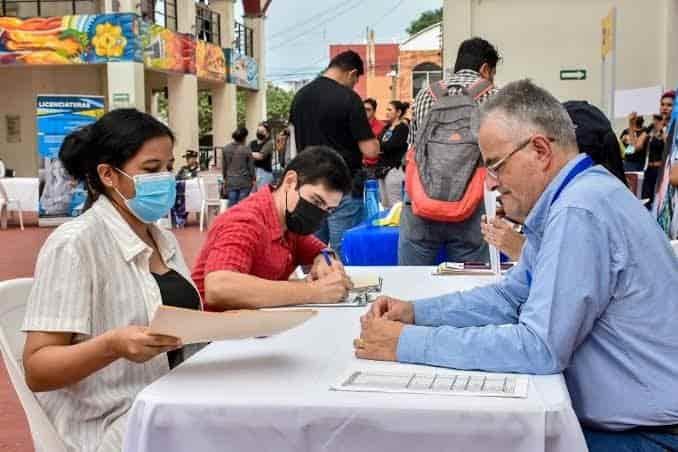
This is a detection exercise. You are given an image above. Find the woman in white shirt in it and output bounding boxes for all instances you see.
[22,109,202,452]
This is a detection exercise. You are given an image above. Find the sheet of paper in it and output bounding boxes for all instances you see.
[148,306,316,344]
[614,85,663,118]
[351,274,381,290]
[331,369,529,398]
[483,187,501,275]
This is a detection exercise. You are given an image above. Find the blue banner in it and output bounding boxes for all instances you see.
[36,95,105,218]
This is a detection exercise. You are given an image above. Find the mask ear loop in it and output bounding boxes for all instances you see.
[112,167,134,203]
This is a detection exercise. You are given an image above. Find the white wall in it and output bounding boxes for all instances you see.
[0,66,105,177]
[401,23,442,52]
[443,0,678,130]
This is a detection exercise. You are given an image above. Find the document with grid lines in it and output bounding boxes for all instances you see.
[331,370,529,398]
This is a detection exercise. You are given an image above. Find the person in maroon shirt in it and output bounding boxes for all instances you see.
[364,97,385,138]
[192,146,354,310]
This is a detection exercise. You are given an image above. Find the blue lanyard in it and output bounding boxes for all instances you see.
[525,155,594,288]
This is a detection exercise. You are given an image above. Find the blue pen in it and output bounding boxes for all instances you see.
[320,249,333,266]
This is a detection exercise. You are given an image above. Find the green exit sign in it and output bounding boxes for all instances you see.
[560,69,587,81]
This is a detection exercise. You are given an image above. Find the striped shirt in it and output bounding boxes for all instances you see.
[408,69,498,145]
[22,195,196,452]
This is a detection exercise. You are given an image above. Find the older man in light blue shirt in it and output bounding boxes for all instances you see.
[356,80,678,452]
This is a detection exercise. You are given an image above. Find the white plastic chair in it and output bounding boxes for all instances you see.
[198,174,223,232]
[0,179,24,230]
[0,278,68,452]
[671,240,678,257]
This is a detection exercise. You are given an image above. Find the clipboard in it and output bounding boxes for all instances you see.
[432,262,514,276]
[148,306,317,344]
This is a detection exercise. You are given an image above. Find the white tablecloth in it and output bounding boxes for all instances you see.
[184,179,202,213]
[124,267,587,452]
[0,177,39,212]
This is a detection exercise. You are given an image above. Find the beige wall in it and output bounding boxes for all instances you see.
[443,0,678,130]
[0,66,105,177]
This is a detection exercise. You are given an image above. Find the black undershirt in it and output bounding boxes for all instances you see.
[151,269,202,369]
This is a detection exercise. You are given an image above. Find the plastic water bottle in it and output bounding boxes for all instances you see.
[364,178,380,223]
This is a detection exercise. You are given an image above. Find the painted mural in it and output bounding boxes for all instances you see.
[0,13,257,87]
[140,21,195,74]
[226,49,258,90]
[0,14,140,65]
[196,40,226,82]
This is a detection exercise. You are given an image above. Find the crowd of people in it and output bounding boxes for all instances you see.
[17,36,678,452]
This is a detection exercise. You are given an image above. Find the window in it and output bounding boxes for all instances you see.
[195,2,220,45]
[1,0,97,17]
[412,62,443,99]
[140,0,177,31]
[233,21,254,57]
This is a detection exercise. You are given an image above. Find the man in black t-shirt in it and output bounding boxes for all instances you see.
[289,50,379,258]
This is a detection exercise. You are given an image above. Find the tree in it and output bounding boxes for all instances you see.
[406,8,442,36]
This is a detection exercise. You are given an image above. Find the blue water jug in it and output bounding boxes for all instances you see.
[364,178,380,223]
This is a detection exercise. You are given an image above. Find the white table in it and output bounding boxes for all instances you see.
[124,267,587,452]
[0,177,39,212]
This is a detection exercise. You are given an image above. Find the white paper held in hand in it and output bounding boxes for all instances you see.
[148,306,317,344]
[483,186,501,275]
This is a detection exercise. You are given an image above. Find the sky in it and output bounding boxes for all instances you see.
[235,0,442,83]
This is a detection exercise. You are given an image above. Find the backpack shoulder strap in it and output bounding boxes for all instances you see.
[464,78,494,101]
[428,80,448,103]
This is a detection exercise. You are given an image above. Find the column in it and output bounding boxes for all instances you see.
[168,73,199,165]
[106,62,146,111]
[662,0,678,91]
[245,14,267,133]
[211,0,238,159]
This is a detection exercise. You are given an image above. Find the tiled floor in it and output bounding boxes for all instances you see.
[0,218,207,451]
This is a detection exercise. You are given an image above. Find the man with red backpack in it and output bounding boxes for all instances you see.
[399,37,501,265]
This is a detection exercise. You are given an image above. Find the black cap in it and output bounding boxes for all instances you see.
[563,100,627,186]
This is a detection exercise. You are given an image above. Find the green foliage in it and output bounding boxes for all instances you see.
[406,8,442,36]
[266,83,295,123]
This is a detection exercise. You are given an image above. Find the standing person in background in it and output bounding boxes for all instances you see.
[654,90,677,239]
[250,122,275,190]
[376,100,410,208]
[364,98,384,138]
[621,114,648,172]
[272,128,289,184]
[289,50,380,258]
[222,127,255,207]
[0,157,6,177]
[399,37,500,266]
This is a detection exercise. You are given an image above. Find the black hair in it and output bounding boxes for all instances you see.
[389,100,410,118]
[364,98,377,110]
[258,121,271,132]
[328,50,364,76]
[633,117,645,129]
[59,108,174,201]
[232,126,248,143]
[453,37,501,73]
[279,146,352,194]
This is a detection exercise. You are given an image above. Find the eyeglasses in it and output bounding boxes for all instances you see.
[485,135,555,179]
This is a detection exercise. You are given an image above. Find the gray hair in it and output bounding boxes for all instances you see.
[474,79,577,149]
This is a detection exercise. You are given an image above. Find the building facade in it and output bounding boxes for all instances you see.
[0,0,271,177]
[442,0,678,130]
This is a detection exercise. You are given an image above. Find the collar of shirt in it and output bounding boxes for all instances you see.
[445,69,483,86]
[522,153,589,242]
[90,195,178,264]
[260,185,285,242]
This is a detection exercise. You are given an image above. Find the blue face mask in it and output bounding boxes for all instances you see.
[115,169,176,223]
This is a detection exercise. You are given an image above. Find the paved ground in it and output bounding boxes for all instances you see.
[0,216,207,451]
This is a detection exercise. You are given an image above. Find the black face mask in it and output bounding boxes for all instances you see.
[256,132,268,141]
[285,189,329,235]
